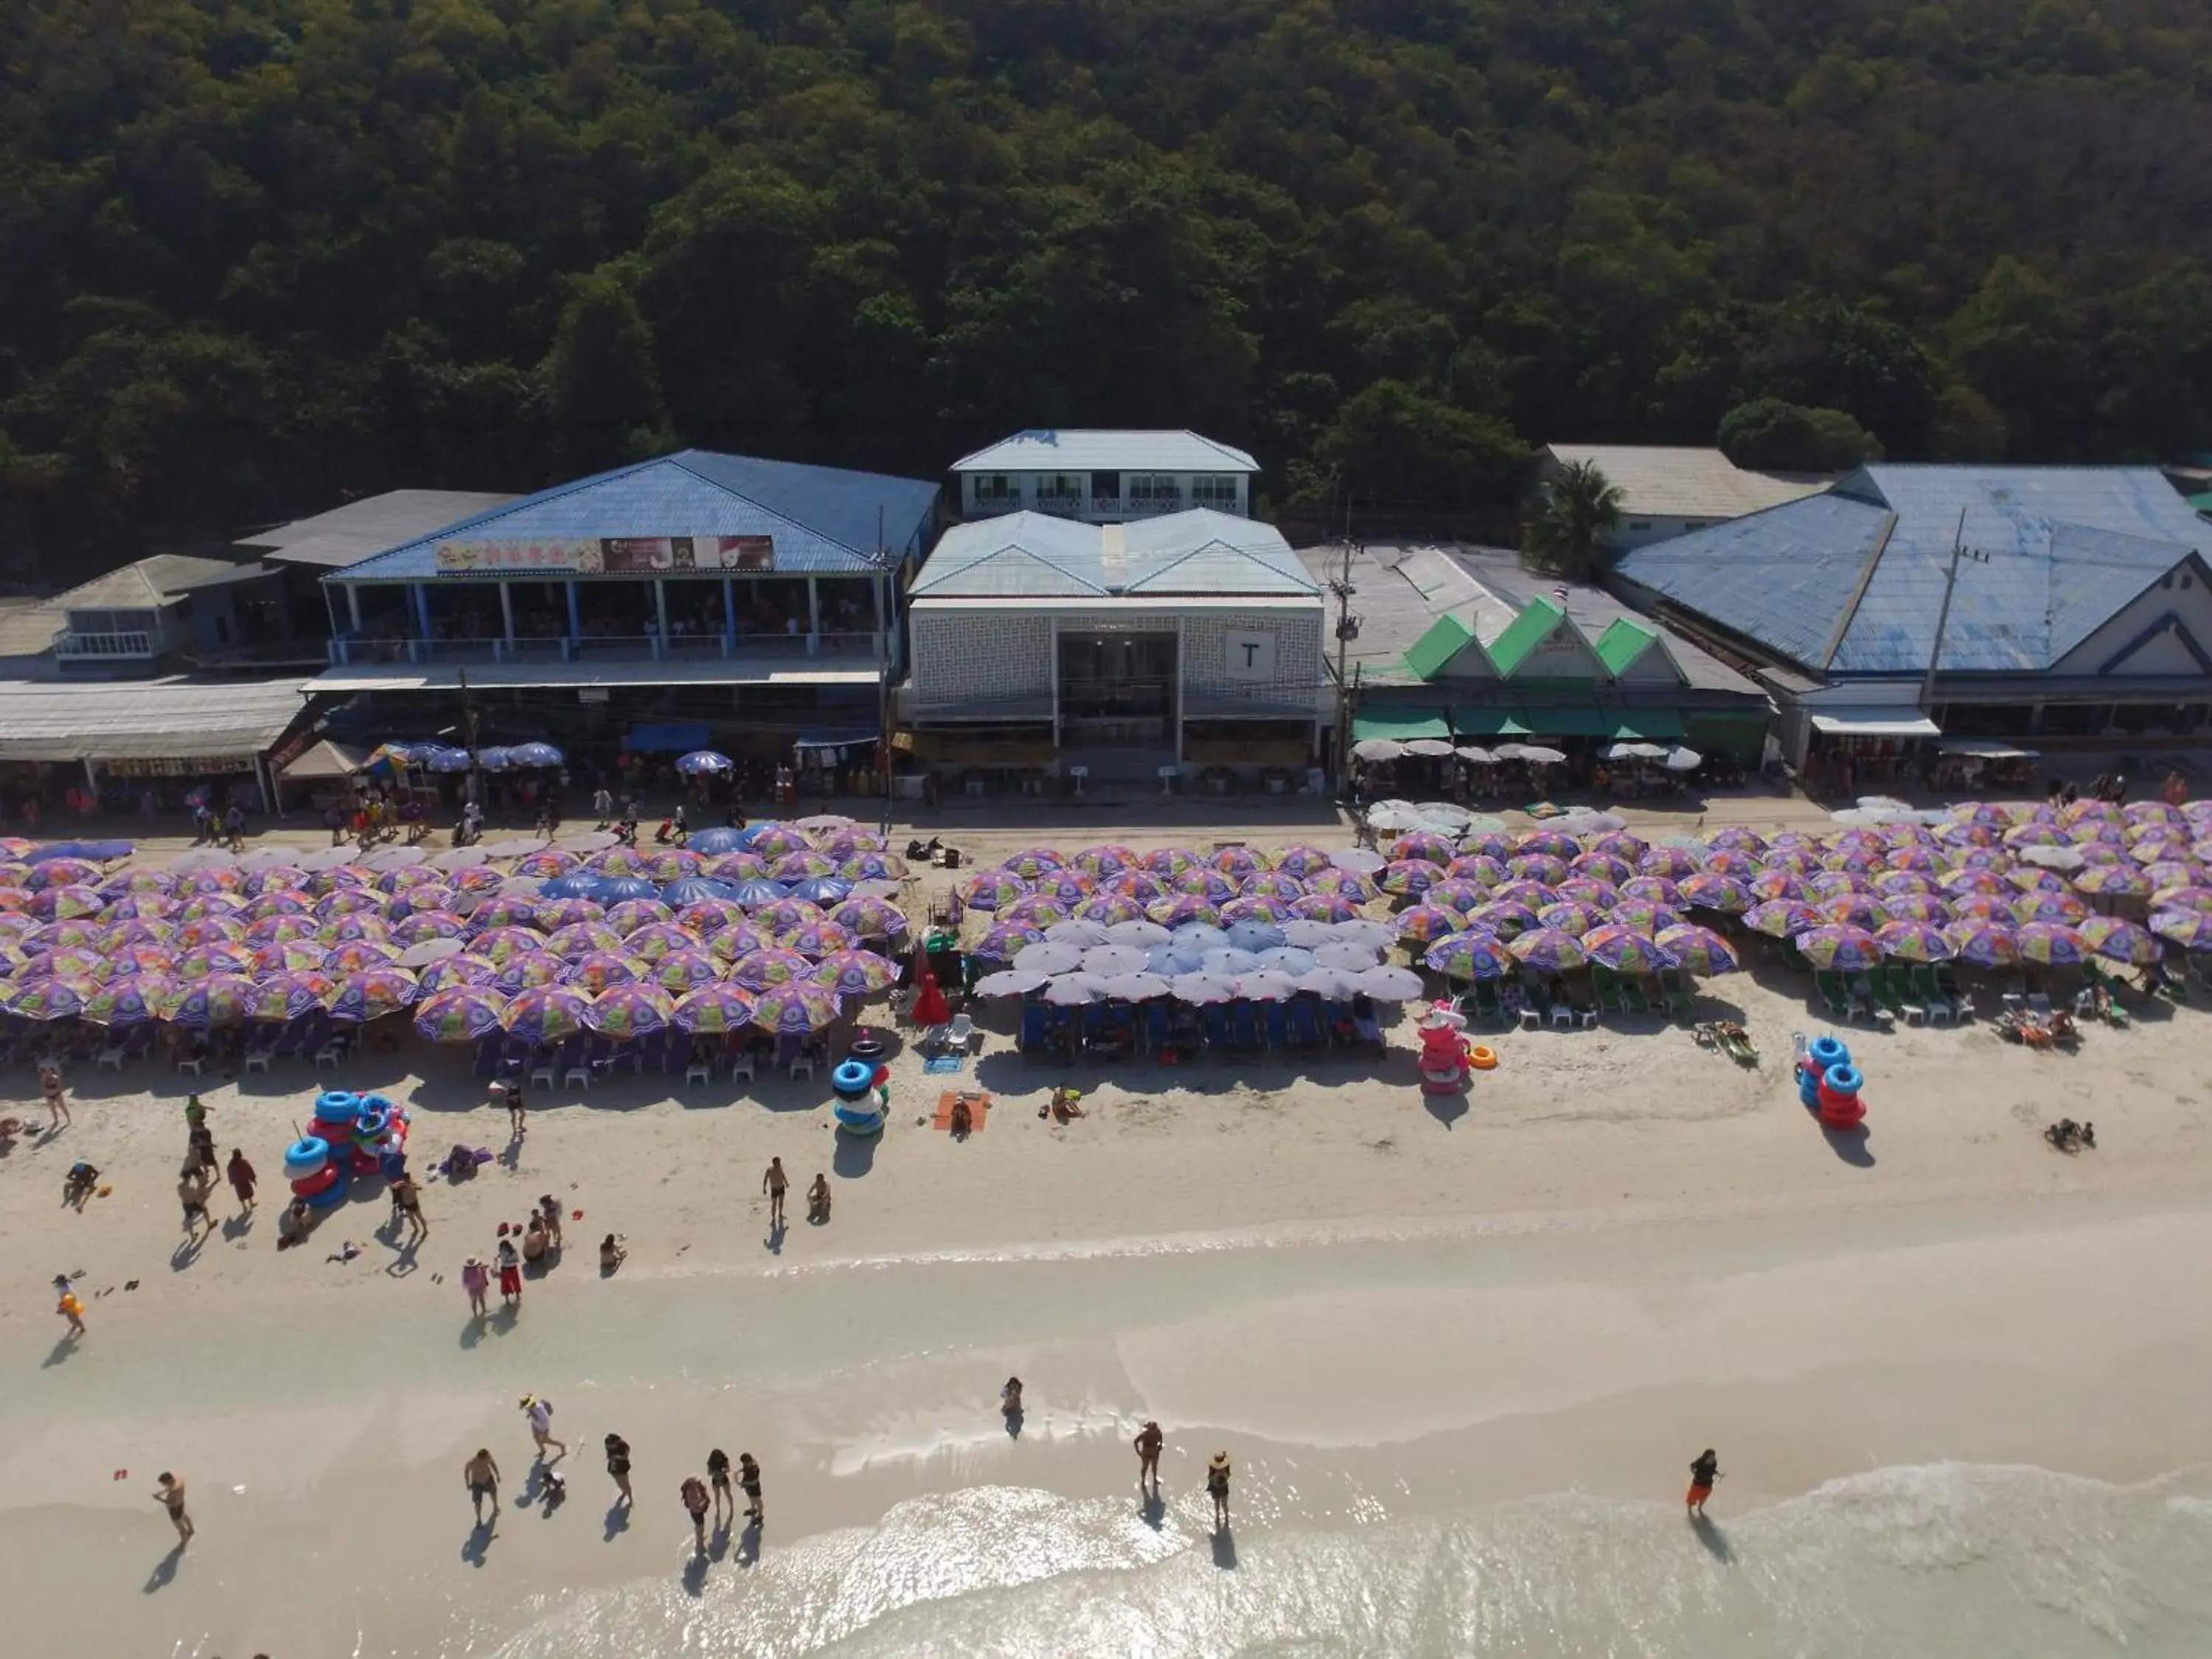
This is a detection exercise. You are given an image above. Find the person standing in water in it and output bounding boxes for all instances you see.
[737,1452,763,1527]
[1133,1421,1164,1496]
[707,1448,733,1525]
[604,1433,634,1505]
[762,1158,788,1227]
[464,1448,501,1523]
[681,1473,711,1554]
[1206,1453,1231,1531]
[1686,1448,1722,1515]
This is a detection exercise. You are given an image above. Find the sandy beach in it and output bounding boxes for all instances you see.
[5,804,2212,1657]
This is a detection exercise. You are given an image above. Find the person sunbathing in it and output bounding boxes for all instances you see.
[1050,1085,1085,1121]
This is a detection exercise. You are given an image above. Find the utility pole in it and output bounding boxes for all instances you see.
[875,503,895,840]
[1328,490,1360,796]
[1919,507,1975,717]
[457,664,482,807]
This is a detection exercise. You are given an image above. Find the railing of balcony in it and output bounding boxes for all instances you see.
[56,630,155,658]
[327,631,890,667]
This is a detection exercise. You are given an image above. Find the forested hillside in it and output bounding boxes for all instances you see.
[4,0,2210,573]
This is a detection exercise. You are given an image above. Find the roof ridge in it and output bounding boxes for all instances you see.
[664,452,874,560]
[1817,511,1897,672]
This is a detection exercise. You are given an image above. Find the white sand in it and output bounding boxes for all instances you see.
[1,807,2209,1655]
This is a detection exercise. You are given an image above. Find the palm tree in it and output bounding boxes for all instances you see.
[1524,460,1624,581]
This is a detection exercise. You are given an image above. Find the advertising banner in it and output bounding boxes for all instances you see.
[434,535,776,574]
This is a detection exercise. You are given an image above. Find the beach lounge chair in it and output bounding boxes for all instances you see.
[1906,964,1952,1023]
[1262,1001,1293,1052]
[1657,966,1694,1018]
[1285,997,1326,1056]
[1473,978,1506,1024]
[1618,975,1651,1016]
[947,1012,976,1053]
[1142,1002,1173,1055]
[1549,998,1575,1029]
[1814,970,1854,1020]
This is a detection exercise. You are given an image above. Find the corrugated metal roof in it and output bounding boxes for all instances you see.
[0,598,63,661]
[330,451,939,581]
[912,509,1315,599]
[55,555,269,610]
[0,676,307,759]
[952,429,1260,474]
[1545,445,1829,519]
[240,489,519,568]
[1617,465,2211,675]
[1593,617,1658,675]
[1484,596,1568,676]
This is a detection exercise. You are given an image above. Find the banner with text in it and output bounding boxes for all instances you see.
[434,535,775,575]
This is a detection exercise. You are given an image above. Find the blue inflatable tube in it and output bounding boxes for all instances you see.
[1806,1035,1850,1073]
[355,1107,390,1142]
[303,1172,350,1208]
[1823,1063,1863,1096]
[1797,1068,1822,1109]
[832,1059,875,1099]
[282,1136,330,1180]
[361,1093,394,1113]
[832,1101,886,1134]
[314,1091,363,1125]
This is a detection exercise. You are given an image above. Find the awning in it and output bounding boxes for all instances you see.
[1514,706,1611,738]
[279,739,370,781]
[1352,706,1450,742]
[625,721,712,753]
[1607,710,1686,741]
[0,676,307,762]
[1449,706,1531,737]
[1939,740,2039,760]
[1809,709,1941,738]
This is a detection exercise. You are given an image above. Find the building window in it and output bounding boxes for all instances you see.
[1627,521,1652,532]
[1129,474,1182,504]
[974,474,1015,503]
[1192,475,1238,507]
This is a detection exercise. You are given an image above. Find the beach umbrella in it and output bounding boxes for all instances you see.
[1538,899,1609,936]
[639,948,716,992]
[1511,827,1576,859]
[1378,860,1444,899]
[1282,919,1346,949]
[1282,893,1357,924]
[1585,831,1649,861]
[1169,973,1239,1003]
[751,980,841,1034]
[811,949,899,997]
[1606,900,1683,934]
[1879,893,1953,925]
[734,824,804,861]
[585,846,651,877]
[242,898,311,933]
[730,947,815,990]
[1677,873,1753,914]
[1066,892,1139,926]
[2149,909,2212,949]
[1266,845,1332,880]
[2015,920,2089,967]
[1220,896,1293,928]
[583,983,674,1037]
[1240,870,1309,902]
[415,986,506,1041]
[971,921,1046,961]
[1700,849,1760,881]
[676,749,733,776]
[319,910,397,946]
[1469,899,1540,937]
[1795,925,1882,973]
[1012,942,1085,976]
[105,893,177,922]
[1655,924,1739,975]
[1944,892,2011,922]
[32,884,106,922]
[177,894,248,924]
[1392,903,1465,945]
[1307,867,1380,904]
[1144,944,1208,976]
[818,830,886,861]
[27,917,107,951]
[1447,854,1508,887]
[83,973,176,1026]
[1582,925,1677,974]
[1746,870,1807,903]
[514,849,581,880]
[2003,822,2069,849]
[1232,970,1298,1001]
[327,967,419,1023]
[246,939,325,976]
[709,922,776,963]
[175,942,257,979]
[670,981,759,1033]
[1417,878,1486,916]
[822,896,904,942]
[1424,932,1513,981]
[162,973,257,1029]
[674,897,750,937]
[1223,920,1289,954]
[490,952,565,995]
[616,921,697,963]
[563,950,644,995]
[1037,973,1105,1006]
[1821,894,1887,931]
[1145,894,1218,929]
[466,894,540,932]
[101,869,175,898]
[2072,864,2151,899]
[543,920,625,959]
[973,967,1050,998]
[175,917,248,950]
[25,855,103,889]
[1164,869,1236,906]
[1639,846,1700,880]
[1706,827,1768,855]
[721,878,787,911]
[466,924,544,967]
[1102,919,1172,950]
[1570,852,1636,887]
[1079,944,1153,978]
[1615,876,1681,908]
[767,849,832,884]
[1937,868,2008,897]
[1138,846,1197,879]
[1507,853,1572,887]
[1874,920,1954,962]
[1507,926,1587,973]
[2153,883,2212,911]
[1944,921,2022,969]
[2140,861,2208,895]
[1254,945,1318,976]
[1385,832,1453,869]
[1045,920,1110,947]
[396,937,465,969]
[1871,870,1938,897]
[417,952,497,992]
[638,849,704,883]
[1099,870,1168,906]
[787,877,854,907]
[1200,947,1263,977]
[749,897,824,936]
[778,919,855,959]
[2076,915,2159,964]
[1091,971,1168,1001]
[6,975,96,1019]
[538,873,604,901]
[1353,964,1427,1001]
[501,985,591,1043]
[2011,891,2088,926]
[532,897,608,933]
[1329,920,1399,954]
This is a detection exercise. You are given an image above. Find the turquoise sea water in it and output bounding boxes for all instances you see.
[487,1464,2212,1658]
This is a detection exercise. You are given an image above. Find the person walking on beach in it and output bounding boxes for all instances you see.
[762,1157,788,1227]
[1134,1421,1164,1495]
[504,1074,528,1141]
[521,1395,566,1461]
[39,1063,69,1131]
[153,1472,194,1545]
[681,1473,711,1554]
[392,1169,427,1242]
[178,1166,215,1239]
[495,1235,523,1306]
[1206,1453,1232,1531]
[226,1148,257,1212]
[465,1448,501,1523]
[461,1255,490,1318]
[604,1433,634,1506]
[54,1275,85,1339]
[1686,1449,1722,1516]
[737,1452,762,1527]
[707,1448,733,1525]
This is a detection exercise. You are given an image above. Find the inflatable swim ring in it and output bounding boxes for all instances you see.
[314,1091,363,1124]
[290,1162,342,1198]
[1820,1062,1863,1099]
[282,1136,330,1180]
[831,1059,874,1098]
[1468,1046,1498,1071]
[1806,1035,1850,1073]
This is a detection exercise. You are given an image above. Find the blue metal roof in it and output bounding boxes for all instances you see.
[330,451,940,580]
[1616,465,2210,675]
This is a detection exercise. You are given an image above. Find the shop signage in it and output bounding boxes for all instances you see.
[103,756,256,777]
[434,535,775,574]
[1222,628,1279,681]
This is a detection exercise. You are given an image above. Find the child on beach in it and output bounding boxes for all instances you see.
[54,1276,85,1338]
[1686,1449,1722,1515]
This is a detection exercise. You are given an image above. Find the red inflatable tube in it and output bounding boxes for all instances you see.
[291,1163,343,1198]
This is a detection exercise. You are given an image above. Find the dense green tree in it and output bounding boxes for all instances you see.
[1298,380,1524,509]
[1717,399,1884,472]
[1523,459,1624,582]
[540,275,675,476]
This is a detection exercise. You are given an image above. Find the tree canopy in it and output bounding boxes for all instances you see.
[1523,459,1623,581]
[1717,399,1884,473]
[4,0,2210,577]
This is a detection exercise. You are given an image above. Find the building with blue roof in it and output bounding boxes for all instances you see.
[1613,465,2212,773]
[305,449,939,774]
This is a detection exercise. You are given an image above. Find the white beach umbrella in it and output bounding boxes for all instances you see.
[1169,973,1239,1004]
[1041,973,1107,1006]
[1096,972,1171,1001]
[1352,739,1407,762]
[1402,740,1455,759]
[1662,747,1703,771]
[365,845,428,870]
[430,846,490,870]
[397,938,465,967]
[172,847,239,872]
[1169,922,1229,950]
[1329,919,1396,950]
[1329,849,1388,875]
[974,968,1048,998]
[481,837,546,858]
[1294,967,1363,999]
[1313,941,1383,971]
[1081,945,1152,977]
[1043,920,1110,947]
[1145,945,1208,976]
[1281,919,1342,948]
[1235,970,1299,1001]
[1225,920,1288,952]
[1103,919,1172,947]
[1365,802,1429,832]
[1354,964,1425,1001]
[1012,942,1083,975]
[1255,945,1317,975]
[1200,947,1262,976]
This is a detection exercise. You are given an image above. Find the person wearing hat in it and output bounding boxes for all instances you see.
[1134,1421,1164,1497]
[521,1395,566,1460]
[461,1255,490,1318]
[1206,1452,1232,1531]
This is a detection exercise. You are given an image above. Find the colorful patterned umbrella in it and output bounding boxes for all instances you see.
[2149,908,2212,949]
[1421,878,1488,915]
[1759,848,1823,876]
[610,922,690,963]
[593,897,665,935]
[816,829,886,860]
[1678,874,1753,914]
[1287,893,1362,923]
[1470,900,1540,937]
[1700,849,1759,880]
[34,884,106,922]
[1873,920,1953,962]
[247,940,324,976]
[2152,883,2212,911]
[1616,876,1682,906]
[707,922,777,964]
[1871,871,1938,897]
[1391,903,1466,945]
[1508,853,1572,886]
[1273,845,1336,879]
[413,985,505,1042]
[1747,870,1807,902]
[244,971,335,1023]
[27,856,103,890]
[29,917,105,950]
[314,887,389,919]
[1135,846,1199,883]
[1655,924,1739,975]
[511,849,581,880]
[777,919,855,959]
[765,849,831,883]
[1941,921,2020,968]
[585,982,675,1037]
[2011,890,2089,925]
[176,895,248,925]
[1936,868,2006,897]
[2003,822,2069,849]
[449,866,506,894]
[102,869,176,897]
[745,897,819,934]
[1607,900,1683,933]
[731,947,815,989]
[1568,852,1634,887]
[83,973,176,1026]
[1385,832,1453,869]
[1821,894,1886,931]
[1537,900,1604,936]
[1216,896,1290,929]
[318,913,396,947]
[999,894,1071,928]
[1423,932,1513,980]
[674,898,749,937]
[162,973,257,1028]
[811,949,899,997]
[324,936,403,974]
[704,852,771,883]
[175,917,248,950]
[564,950,643,994]
[175,942,254,979]
[1795,925,1882,973]
[1705,826,1768,855]
[2014,920,2087,966]
[7,976,95,1019]
[1161,869,1232,907]
[1582,924,1676,973]
[1446,855,1507,887]
[750,980,841,1034]
[1517,829,1581,860]
[633,849,701,883]
[489,952,563,995]
[501,985,591,1043]
[971,921,1047,961]
[387,907,467,945]
[539,921,621,959]
[104,894,177,922]
[1378,860,1444,899]
[2140,861,2208,894]
[671,981,759,1033]
[417,953,498,992]
[2072,865,2150,898]
[528,897,603,933]
[1241,871,1309,902]
[827,895,908,940]
[987,847,1058,883]
[649,949,723,992]
[2077,915,2159,964]
[465,896,538,932]
[1508,926,1588,973]
[1305,867,1377,902]
[1879,892,1953,925]
[1638,846,1700,880]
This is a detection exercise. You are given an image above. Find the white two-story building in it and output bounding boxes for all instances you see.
[951,430,1259,524]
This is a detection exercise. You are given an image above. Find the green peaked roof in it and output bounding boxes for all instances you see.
[1593,616,1659,675]
[1486,595,1568,676]
[1403,613,1476,681]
